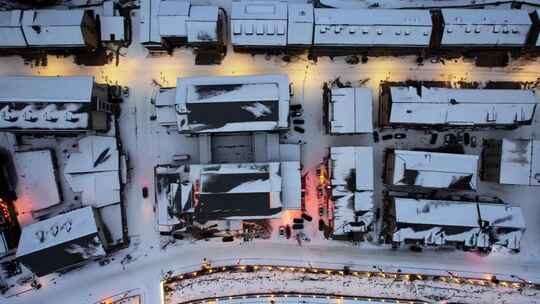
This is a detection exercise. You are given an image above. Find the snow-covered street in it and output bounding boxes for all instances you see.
[1,6,540,303]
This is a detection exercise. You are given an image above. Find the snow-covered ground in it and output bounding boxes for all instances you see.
[1,6,540,304]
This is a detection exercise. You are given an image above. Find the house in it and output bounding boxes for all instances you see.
[324,87,373,134]
[139,0,223,52]
[312,9,432,56]
[155,161,301,233]
[379,84,538,128]
[438,9,532,49]
[384,150,479,191]
[15,206,107,277]
[385,197,525,251]
[231,1,313,52]
[155,74,290,134]
[328,146,374,237]
[481,138,540,186]
[0,76,118,132]
[21,9,99,50]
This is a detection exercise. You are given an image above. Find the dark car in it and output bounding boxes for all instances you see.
[382,134,393,141]
[429,133,438,145]
[293,218,304,224]
[292,223,304,230]
[293,119,305,124]
[294,126,305,134]
[285,225,292,238]
[319,205,324,216]
[464,132,471,146]
[318,219,324,231]
[373,131,379,143]
[291,111,303,118]
[290,104,303,111]
[142,186,149,198]
[301,213,313,222]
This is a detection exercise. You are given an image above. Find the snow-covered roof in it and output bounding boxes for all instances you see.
[328,87,373,134]
[16,206,104,257]
[389,150,479,190]
[392,198,525,250]
[175,75,290,133]
[0,103,90,131]
[313,9,432,47]
[280,161,302,210]
[499,138,540,186]
[288,4,314,45]
[0,10,27,48]
[388,86,538,126]
[13,150,61,213]
[0,76,94,103]
[441,9,532,47]
[231,1,288,46]
[21,10,86,47]
[155,88,177,126]
[101,16,125,42]
[64,136,121,208]
[140,0,219,45]
[329,146,374,235]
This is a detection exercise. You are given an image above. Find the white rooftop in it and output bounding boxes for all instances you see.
[328,87,373,134]
[21,10,86,47]
[314,9,432,47]
[231,1,288,46]
[388,86,538,126]
[390,150,479,190]
[16,206,103,257]
[64,136,121,208]
[394,198,479,227]
[0,76,94,103]
[0,10,27,48]
[101,16,126,42]
[13,150,61,213]
[441,9,532,46]
[499,138,540,186]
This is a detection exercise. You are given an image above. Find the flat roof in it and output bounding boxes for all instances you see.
[16,207,103,257]
[231,1,288,46]
[101,16,126,42]
[175,75,289,133]
[280,161,302,210]
[14,150,61,213]
[394,198,479,227]
[390,150,478,190]
[329,87,373,133]
[388,86,537,125]
[64,136,121,208]
[314,9,432,47]
[0,76,94,103]
[287,4,314,45]
[499,138,540,186]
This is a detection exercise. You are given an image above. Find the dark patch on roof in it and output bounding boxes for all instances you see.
[194,84,243,100]
[448,175,473,190]
[344,169,356,192]
[195,192,281,221]
[399,169,419,185]
[187,100,278,131]
[202,172,269,193]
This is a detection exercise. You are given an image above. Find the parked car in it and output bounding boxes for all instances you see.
[222,236,234,242]
[122,86,130,98]
[382,134,393,141]
[293,119,305,125]
[289,104,302,111]
[318,219,324,231]
[394,133,407,139]
[142,186,149,198]
[464,132,470,145]
[292,223,304,230]
[279,226,286,237]
[471,136,477,148]
[293,218,304,224]
[373,131,379,143]
[301,213,313,222]
[285,225,291,239]
[294,126,305,134]
[291,111,303,118]
[319,205,324,216]
[429,133,438,145]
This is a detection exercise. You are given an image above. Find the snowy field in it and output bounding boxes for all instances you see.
[1,5,540,304]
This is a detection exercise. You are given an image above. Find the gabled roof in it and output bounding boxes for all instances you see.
[22,10,87,47]
[0,10,27,48]
[329,87,373,134]
[499,138,540,186]
[390,150,479,190]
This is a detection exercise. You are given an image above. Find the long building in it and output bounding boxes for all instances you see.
[15,206,108,277]
[0,9,99,54]
[155,161,301,232]
[482,138,540,186]
[384,150,479,191]
[380,84,538,128]
[328,146,374,238]
[324,87,373,134]
[155,74,290,134]
[385,197,525,251]
[0,76,119,133]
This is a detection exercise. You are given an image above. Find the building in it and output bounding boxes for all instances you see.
[13,150,62,218]
[481,138,540,186]
[0,11,27,52]
[139,0,224,52]
[379,84,538,128]
[385,197,525,251]
[327,146,374,238]
[384,150,479,191]
[155,74,290,134]
[15,206,107,277]
[100,1,128,44]
[0,76,118,133]
[312,9,432,56]
[438,9,532,50]
[324,87,373,134]
[155,161,301,233]
[231,1,313,52]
